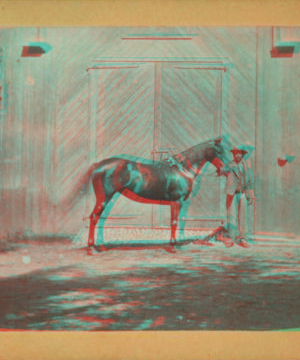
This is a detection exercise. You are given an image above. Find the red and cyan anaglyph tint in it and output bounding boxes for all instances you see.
[0,27,299,331]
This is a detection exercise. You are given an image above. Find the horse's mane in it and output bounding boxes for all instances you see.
[171,136,222,159]
[114,136,223,165]
[113,154,158,165]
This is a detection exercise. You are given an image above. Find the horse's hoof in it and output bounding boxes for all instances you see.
[88,239,95,247]
[86,246,97,255]
[201,240,214,247]
[165,245,176,253]
[95,245,107,252]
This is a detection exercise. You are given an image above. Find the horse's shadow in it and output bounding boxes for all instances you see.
[84,226,226,255]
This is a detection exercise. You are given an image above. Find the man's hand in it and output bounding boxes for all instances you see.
[248,197,254,205]
[218,167,228,176]
[246,189,256,205]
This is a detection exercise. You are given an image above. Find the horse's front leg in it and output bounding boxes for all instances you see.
[178,198,190,240]
[88,205,102,247]
[88,216,98,246]
[170,202,180,245]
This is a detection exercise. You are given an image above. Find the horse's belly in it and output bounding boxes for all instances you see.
[127,181,166,200]
[131,181,190,202]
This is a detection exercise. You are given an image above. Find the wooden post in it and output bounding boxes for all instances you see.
[153,62,163,227]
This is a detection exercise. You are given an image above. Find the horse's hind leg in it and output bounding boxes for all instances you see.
[88,173,115,247]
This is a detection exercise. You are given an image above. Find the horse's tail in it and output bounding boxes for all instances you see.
[52,163,99,213]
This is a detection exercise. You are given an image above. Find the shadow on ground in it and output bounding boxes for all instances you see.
[0,237,299,330]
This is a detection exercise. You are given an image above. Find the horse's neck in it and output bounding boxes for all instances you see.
[190,157,209,176]
[173,145,212,176]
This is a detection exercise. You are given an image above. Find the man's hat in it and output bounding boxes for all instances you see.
[230,146,248,155]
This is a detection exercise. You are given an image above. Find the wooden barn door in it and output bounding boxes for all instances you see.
[159,63,230,229]
[88,59,230,230]
[88,63,155,227]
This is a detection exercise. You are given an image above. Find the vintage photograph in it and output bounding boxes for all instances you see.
[0,26,299,331]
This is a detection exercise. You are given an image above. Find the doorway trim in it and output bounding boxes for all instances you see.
[87,57,232,228]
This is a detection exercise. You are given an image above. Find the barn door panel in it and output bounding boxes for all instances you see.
[160,65,227,228]
[89,64,155,227]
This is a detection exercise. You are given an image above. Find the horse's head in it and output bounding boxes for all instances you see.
[208,136,231,174]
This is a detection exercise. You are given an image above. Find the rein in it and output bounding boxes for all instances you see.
[165,155,201,178]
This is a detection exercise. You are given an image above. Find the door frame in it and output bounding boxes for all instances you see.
[87,57,232,228]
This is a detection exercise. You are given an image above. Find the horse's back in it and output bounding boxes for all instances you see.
[93,156,160,174]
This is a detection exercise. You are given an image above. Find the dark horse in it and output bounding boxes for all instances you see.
[67,137,227,247]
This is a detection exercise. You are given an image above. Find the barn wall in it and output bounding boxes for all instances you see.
[0,27,298,237]
[255,28,300,236]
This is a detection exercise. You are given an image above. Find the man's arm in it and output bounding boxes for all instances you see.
[245,158,255,204]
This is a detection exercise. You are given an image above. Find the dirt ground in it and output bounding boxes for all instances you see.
[0,229,300,331]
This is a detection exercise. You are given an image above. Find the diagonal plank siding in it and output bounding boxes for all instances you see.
[161,67,224,225]
[92,65,155,226]
[0,27,299,236]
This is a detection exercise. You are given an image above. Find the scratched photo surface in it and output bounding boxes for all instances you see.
[0,27,299,331]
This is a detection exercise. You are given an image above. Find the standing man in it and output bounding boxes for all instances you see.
[220,145,255,248]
